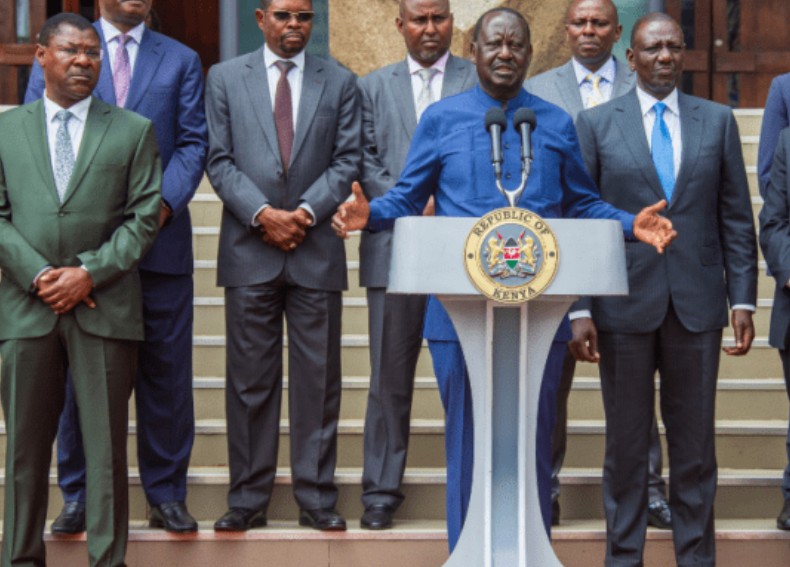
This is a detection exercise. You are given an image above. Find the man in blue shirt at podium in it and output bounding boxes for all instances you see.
[332,7,675,550]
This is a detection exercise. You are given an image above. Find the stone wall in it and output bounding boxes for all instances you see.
[329,0,574,79]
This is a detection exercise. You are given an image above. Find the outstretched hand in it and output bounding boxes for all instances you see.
[633,200,677,254]
[331,181,370,239]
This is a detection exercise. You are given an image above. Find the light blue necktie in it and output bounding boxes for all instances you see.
[54,109,75,202]
[651,102,674,202]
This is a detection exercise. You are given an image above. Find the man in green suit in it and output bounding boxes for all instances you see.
[0,13,161,567]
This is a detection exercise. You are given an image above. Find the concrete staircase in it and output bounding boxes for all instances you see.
[3,108,790,566]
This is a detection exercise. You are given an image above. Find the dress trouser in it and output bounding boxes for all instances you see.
[428,337,565,551]
[551,347,668,505]
[0,313,135,567]
[777,349,790,502]
[361,289,427,509]
[599,304,720,567]
[224,276,343,512]
[56,270,195,506]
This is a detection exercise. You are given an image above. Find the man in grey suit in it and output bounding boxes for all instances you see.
[357,0,476,531]
[205,0,360,532]
[571,13,757,567]
[526,0,670,530]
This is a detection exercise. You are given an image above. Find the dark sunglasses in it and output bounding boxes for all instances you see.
[269,10,315,23]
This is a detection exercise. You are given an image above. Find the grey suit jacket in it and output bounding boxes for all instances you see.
[575,89,757,333]
[205,49,360,291]
[525,57,635,121]
[358,55,477,287]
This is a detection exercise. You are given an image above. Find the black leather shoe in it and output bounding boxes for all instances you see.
[647,498,672,530]
[213,508,267,532]
[777,500,790,530]
[51,501,86,535]
[360,504,394,530]
[299,508,347,531]
[551,499,560,527]
[150,501,198,533]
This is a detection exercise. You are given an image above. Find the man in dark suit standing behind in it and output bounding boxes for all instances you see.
[527,0,670,530]
[572,13,757,567]
[205,0,360,532]
[0,13,161,565]
[357,0,476,531]
[25,0,208,534]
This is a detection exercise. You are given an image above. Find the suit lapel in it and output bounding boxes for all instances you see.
[62,98,112,204]
[611,58,635,99]
[291,54,326,166]
[124,28,164,111]
[93,22,116,104]
[243,49,281,167]
[441,55,468,99]
[614,91,666,202]
[672,92,703,208]
[392,60,418,139]
[556,61,584,117]
[22,100,60,207]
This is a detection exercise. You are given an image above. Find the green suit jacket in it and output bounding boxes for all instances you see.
[0,97,161,341]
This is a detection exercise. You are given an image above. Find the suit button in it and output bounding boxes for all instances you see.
[58,212,65,217]
[505,173,512,180]
[277,170,284,178]
[504,143,510,150]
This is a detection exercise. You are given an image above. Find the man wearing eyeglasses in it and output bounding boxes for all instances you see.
[0,13,161,566]
[205,0,360,532]
[25,0,208,536]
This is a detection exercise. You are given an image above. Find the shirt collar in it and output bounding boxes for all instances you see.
[636,85,680,117]
[474,84,531,112]
[572,55,616,86]
[100,18,145,46]
[263,43,306,72]
[43,94,92,125]
[407,50,450,76]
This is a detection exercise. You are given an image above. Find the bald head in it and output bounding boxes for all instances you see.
[396,0,454,67]
[564,0,622,72]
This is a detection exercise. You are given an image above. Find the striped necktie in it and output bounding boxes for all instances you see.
[585,73,604,108]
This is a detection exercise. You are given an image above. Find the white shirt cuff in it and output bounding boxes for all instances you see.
[568,310,592,320]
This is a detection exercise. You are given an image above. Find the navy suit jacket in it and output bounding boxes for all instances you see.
[26,22,207,275]
[758,73,790,196]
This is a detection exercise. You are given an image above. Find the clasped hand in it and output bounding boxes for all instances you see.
[258,207,312,252]
[37,267,95,315]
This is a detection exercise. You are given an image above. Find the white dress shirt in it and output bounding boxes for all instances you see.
[263,43,305,129]
[100,18,145,75]
[407,50,449,112]
[572,56,616,107]
[43,95,91,181]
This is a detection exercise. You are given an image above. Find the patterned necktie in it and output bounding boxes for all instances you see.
[415,67,439,121]
[274,60,296,170]
[585,73,603,108]
[651,102,675,201]
[54,110,75,202]
[113,34,132,107]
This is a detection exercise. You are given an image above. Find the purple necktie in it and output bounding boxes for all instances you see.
[113,34,131,108]
[274,60,295,170]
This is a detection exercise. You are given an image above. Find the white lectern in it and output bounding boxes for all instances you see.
[388,217,628,567]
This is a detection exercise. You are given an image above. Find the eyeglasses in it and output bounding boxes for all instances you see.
[268,10,315,23]
[50,46,103,62]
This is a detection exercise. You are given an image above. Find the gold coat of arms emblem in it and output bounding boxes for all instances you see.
[464,208,560,304]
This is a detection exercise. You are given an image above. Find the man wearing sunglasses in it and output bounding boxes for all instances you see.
[206,0,360,532]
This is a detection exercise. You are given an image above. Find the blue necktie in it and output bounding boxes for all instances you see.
[651,102,674,201]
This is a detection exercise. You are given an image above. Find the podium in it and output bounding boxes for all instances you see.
[387,216,628,567]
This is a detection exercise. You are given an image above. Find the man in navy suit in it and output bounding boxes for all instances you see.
[25,0,207,533]
[758,74,790,530]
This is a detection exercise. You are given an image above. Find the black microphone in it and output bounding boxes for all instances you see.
[513,108,537,163]
[485,108,507,180]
